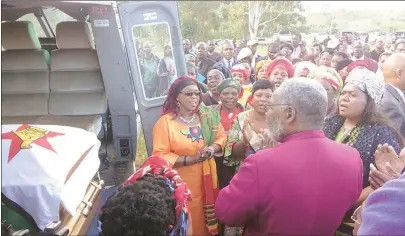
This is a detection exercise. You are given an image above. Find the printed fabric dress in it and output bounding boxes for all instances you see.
[152,106,227,236]
[224,110,263,171]
[222,110,263,236]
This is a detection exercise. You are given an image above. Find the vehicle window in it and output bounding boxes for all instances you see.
[133,22,175,100]
[279,30,290,35]
[16,13,46,37]
[42,7,76,34]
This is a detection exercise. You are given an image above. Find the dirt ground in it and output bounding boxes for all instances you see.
[98,129,148,187]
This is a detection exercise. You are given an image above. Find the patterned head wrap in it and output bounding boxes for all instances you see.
[345,68,384,104]
[308,65,343,92]
[294,61,317,77]
[98,156,192,236]
[255,59,271,72]
[185,53,196,61]
[266,58,294,79]
[216,78,242,95]
[231,64,248,79]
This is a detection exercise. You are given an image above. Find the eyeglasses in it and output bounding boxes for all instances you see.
[351,205,362,225]
[181,91,201,97]
[268,104,290,107]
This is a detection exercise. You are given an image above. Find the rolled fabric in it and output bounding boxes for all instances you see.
[345,67,384,104]
[216,78,242,95]
[266,58,294,79]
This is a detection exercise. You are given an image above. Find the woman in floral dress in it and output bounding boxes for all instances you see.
[211,79,244,189]
[222,79,275,236]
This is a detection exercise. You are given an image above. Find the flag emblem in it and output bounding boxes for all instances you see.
[2,124,64,162]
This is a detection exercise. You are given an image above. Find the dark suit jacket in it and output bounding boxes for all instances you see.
[212,58,239,79]
[207,51,222,62]
[380,83,405,138]
[196,56,216,78]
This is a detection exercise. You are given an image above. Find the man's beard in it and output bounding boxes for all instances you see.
[268,118,284,142]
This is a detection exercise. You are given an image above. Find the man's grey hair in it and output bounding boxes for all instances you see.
[275,78,328,128]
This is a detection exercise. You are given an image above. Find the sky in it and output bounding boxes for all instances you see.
[302,1,405,13]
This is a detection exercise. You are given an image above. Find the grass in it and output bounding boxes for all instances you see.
[134,128,148,169]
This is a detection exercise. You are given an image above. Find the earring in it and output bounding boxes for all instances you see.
[176,101,180,107]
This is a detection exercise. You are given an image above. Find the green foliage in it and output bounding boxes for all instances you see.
[260,1,308,35]
[133,23,170,58]
[178,1,306,41]
[215,1,248,40]
[178,1,223,42]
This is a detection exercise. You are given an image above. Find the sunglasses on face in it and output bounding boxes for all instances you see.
[181,91,201,97]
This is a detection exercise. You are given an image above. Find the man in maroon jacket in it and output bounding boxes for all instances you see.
[351,41,378,71]
[215,79,363,235]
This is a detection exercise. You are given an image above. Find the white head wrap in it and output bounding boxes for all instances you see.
[294,61,317,77]
[345,68,384,104]
[237,48,253,61]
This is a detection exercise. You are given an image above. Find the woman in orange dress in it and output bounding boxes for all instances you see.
[153,76,227,235]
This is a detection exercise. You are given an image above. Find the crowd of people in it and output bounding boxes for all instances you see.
[99,34,405,236]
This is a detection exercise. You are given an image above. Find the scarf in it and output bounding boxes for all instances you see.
[345,68,384,104]
[199,105,221,235]
[99,156,192,236]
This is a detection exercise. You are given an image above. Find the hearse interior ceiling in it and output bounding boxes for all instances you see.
[1,1,100,21]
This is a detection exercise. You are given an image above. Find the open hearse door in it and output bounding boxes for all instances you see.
[117,0,186,155]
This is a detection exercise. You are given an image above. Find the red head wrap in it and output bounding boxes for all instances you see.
[347,60,378,73]
[162,76,201,116]
[266,58,295,79]
[231,66,248,80]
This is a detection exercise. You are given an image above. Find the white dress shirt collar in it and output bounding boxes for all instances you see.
[223,57,234,65]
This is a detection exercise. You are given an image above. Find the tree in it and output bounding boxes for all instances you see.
[247,1,306,39]
[176,1,308,41]
[178,1,223,42]
[215,1,248,40]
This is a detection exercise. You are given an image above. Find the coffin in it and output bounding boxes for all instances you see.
[1,124,103,235]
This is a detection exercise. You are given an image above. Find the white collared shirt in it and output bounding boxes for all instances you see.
[223,57,235,68]
[352,55,365,61]
[292,46,301,58]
